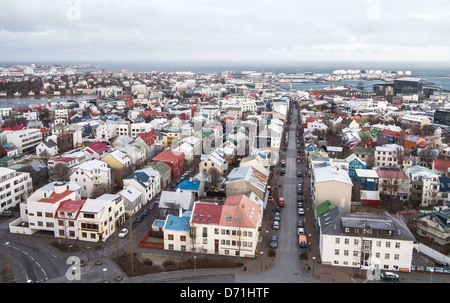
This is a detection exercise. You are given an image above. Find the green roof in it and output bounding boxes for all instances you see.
[316,200,336,217]
[147,161,171,175]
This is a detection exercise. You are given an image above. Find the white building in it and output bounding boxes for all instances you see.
[0,168,33,213]
[318,206,416,272]
[188,194,261,258]
[78,194,125,242]
[5,128,43,153]
[70,159,112,198]
[374,144,404,168]
[21,181,81,235]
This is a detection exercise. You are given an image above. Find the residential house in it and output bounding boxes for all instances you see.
[77,194,125,242]
[225,165,269,201]
[0,143,18,158]
[20,181,81,236]
[158,190,195,217]
[374,144,404,169]
[318,206,416,272]
[311,163,353,212]
[354,169,379,191]
[152,150,185,180]
[416,208,450,246]
[406,165,440,207]
[199,149,228,175]
[70,159,112,198]
[375,170,409,201]
[432,159,450,176]
[123,168,160,206]
[176,179,205,199]
[48,157,79,181]
[0,167,33,213]
[346,154,367,180]
[438,176,450,206]
[163,210,192,252]
[147,161,172,190]
[83,141,109,160]
[189,195,261,258]
[118,185,142,215]
[5,128,43,153]
[101,150,132,185]
[36,136,58,157]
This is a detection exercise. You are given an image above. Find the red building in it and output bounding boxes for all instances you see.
[152,150,185,179]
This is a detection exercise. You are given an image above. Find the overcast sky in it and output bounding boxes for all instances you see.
[1,0,450,63]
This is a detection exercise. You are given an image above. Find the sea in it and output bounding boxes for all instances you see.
[1,60,450,108]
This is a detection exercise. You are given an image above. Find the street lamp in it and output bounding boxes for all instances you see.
[103,268,107,282]
[193,256,197,275]
[312,256,316,277]
[260,251,264,271]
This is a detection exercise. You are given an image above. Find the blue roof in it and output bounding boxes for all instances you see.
[439,176,450,193]
[176,180,201,191]
[125,171,153,189]
[164,211,192,232]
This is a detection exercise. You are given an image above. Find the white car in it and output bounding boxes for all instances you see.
[118,228,129,238]
[273,220,280,230]
[297,227,305,235]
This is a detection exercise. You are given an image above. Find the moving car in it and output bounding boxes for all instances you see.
[269,235,278,248]
[118,228,129,238]
[380,272,399,281]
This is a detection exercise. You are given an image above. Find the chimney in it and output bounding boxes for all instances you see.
[179,208,183,217]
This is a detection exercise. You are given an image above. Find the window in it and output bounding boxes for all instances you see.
[168,234,174,240]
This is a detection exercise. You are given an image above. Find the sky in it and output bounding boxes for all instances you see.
[1,0,450,64]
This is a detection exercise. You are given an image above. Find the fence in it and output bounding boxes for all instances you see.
[412,243,450,274]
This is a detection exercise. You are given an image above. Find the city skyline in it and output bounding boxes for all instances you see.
[1,1,450,63]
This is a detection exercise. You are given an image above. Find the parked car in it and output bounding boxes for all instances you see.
[280,168,285,175]
[297,227,305,235]
[297,171,302,177]
[274,211,281,221]
[269,235,278,248]
[0,211,13,217]
[297,196,303,202]
[118,228,129,238]
[273,220,280,230]
[135,215,143,222]
[297,202,303,208]
[380,272,399,281]
[298,208,305,216]
[297,220,304,228]
[142,208,148,216]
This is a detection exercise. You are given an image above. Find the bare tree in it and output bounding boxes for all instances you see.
[53,163,69,181]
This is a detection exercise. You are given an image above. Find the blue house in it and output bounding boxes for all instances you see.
[176,179,205,198]
[439,176,450,206]
[354,169,379,191]
[346,154,367,179]
[163,211,192,251]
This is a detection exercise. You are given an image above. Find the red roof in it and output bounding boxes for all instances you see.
[39,191,75,204]
[50,157,76,163]
[55,199,86,219]
[85,141,109,154]
[433,160,450,172]
[375,170,408,179]
[152,150,184,163]
[191,202,222,225]
[379,129,400,138]
[136,131,156,147]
